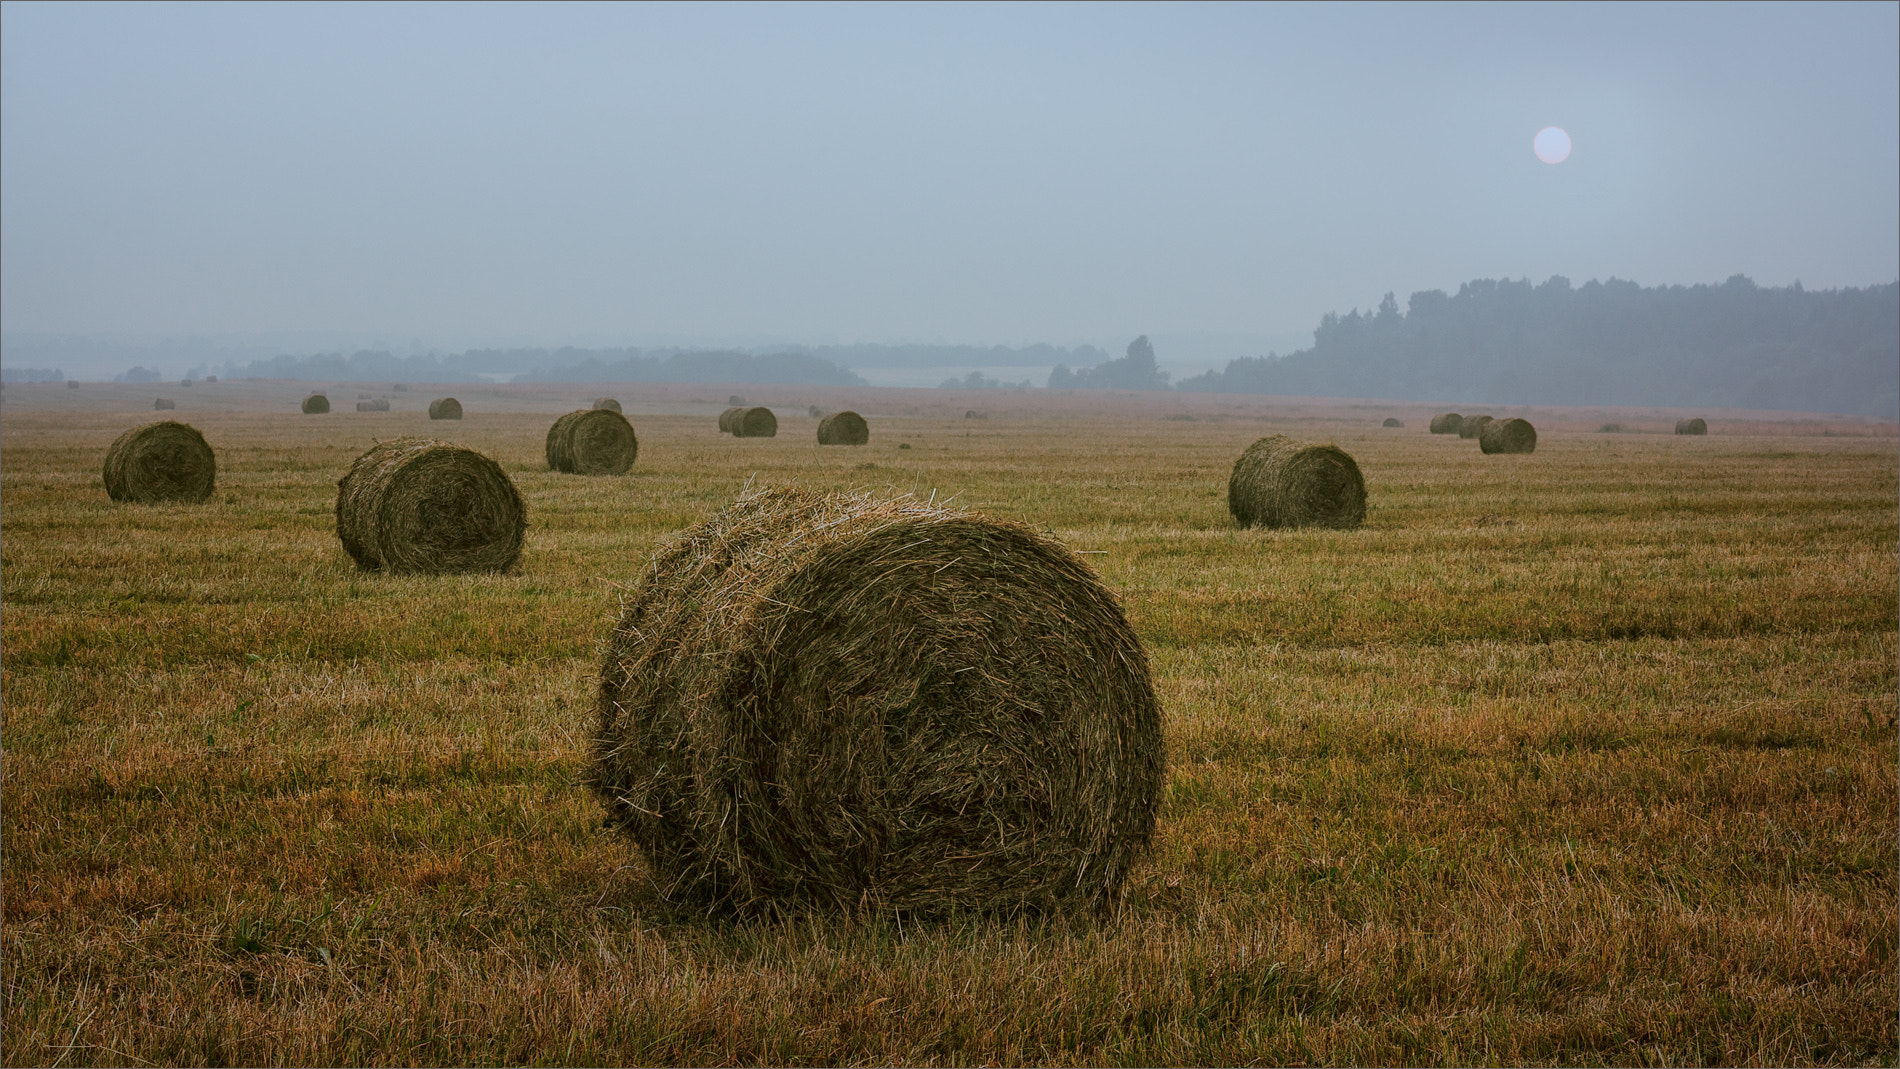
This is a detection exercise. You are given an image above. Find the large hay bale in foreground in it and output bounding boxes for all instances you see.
[1429,412,1463,434]
[334,437,525,574]
[1676,417,1707,435]
[728,406,777,438]
[103,420,216,504]
[428,397,463,420]
[546,409,638,474]
[593,397,622,413]
[1382,417,1403,428]
[1458,414,1494,439]
[816,410,869,445]
[303,393,330,414]
[592,487,1164,915]
[1227,435,1366,530]
[717,406,743,433]
[153,398,176,411]
[1479,417,1537,454]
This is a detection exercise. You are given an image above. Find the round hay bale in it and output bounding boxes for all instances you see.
[356,400,378,412]
[204,375,217,383]
[302,393,330,414]
[808,405,823,418]
[1429,412,1463,434]
[153,398,176,411]
[731,406,777,438]
[103,420,216,504]
[1479,417,1537,454]
[592,487,1164,915]
[392,383,408,392]
[334,437,525,574]
[1227,434,1366,530]
[428,397,463,420]
[1457,414,1494,439]
[593,397,622,413]
[728,394,747,406]
[1382,417,1403,428]
[717,406,743,433]
[67,380,80,389]
[1676,417,1707,435]
[965,409,989,420]
[545,409,638,474]
[1598,422,1627,433]
[816,410,869,446]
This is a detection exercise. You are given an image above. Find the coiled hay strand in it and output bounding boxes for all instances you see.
[816,410,869,445]
[334,437,525,574]
[545,409,638,474]
[303,394,330,414]
[1227,435,1366,530]
[1458,414,1493,439]
[1429,412,1462,434]
[718,407,743,433]
[1479,417,1537,454]
[1382,417,1402,428]
[593,397,622,413]
[153,398,176,411]
[1676,417,1707,435]
[729,406,777,438]
[428,397,463,420]
[103,420,216,504]
[593,486,1165,916]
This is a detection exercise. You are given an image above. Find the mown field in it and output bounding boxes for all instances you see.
[3,382,1896,1066]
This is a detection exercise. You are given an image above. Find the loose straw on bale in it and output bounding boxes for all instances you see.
[334,437,525,574]
[593,397,622,413]
[726,406,777,438]
[1479,417,1537,454]
[1458,414,1493,439]
[428,397,463,420]
[1227,434,1366,530]
[1429,412,1463,434]
[546,409,638,474]
[103,420,216,504]
[816,410,869,445]
[303,394,330,414]
[592,486,1165,916]
[1676,417,1707,435]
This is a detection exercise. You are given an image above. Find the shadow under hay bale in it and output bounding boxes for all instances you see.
[727,406,777,438]
[1429,412,1462,434]
[153,398,176,411]
[356,399,390,412]
[428,397,463,420]
[302,394,330,414]
[334,437,525,574]
[103,420,216,504]
[1676,417,1708,435]
[546,409,638,474]
[1479,417,1538,454]
[1458,414,1493,439]
[592,487,1164,915]
[593,397,622,413]
[816,410,869,445]
[1227,434,1366,530]
[1382,417,1403,428]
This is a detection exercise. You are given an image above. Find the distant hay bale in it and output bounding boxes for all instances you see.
[428,397,463,420]
[816,410,869,445]
[302,394,330,414]
[1479,417,1537,454]
[1227,435,1366,530]
[591,486,1165,915]
[66,380,79,389]
[1598,422,1626,433]
[1382,417,1403,428]
[392,384,408,392]
[204,375,217,383]
[808,405,824,418]
[356,400,390,412]
[728,406,778,438]
[153,398,176,411]
[334,437,525,575]
[1676,417,1707,435]
[965,409,989,420]
[593,397,622,413]
[545,409,638,474]
[1429,412,1462,434]
[1458,414,1494,439]
[180,380,193,387]
[728,394,747,406]
[103,420,216,504]
[358,393,372,400]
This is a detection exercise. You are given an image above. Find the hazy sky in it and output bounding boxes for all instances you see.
[3,1,1896,356]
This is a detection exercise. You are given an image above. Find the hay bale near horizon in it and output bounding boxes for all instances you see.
[1479,417,1538,454]
[1227,434,1366,530]
[302,394,330,414]
[67,380,79,389]
[428,397,463,420]
[808,405,823,418]
[591,486,1165,915]
[728,406,777,438]
[545,409,638,474]
[1429,412,1463,434]
[153,398,176,411]
[728,394,747,406]
[204,375,217,383]
[966,409,989,420]
[1458,414,1494,439]
[334,437,525,575]
[103,420,216,505]
[1676,417,1708,435]
[356,400,390,412]
[1382,417,1403,428]
[593,397,622,413]
[816,410,869,446]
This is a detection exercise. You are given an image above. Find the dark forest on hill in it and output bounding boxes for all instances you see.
[1173,276,1900,418]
